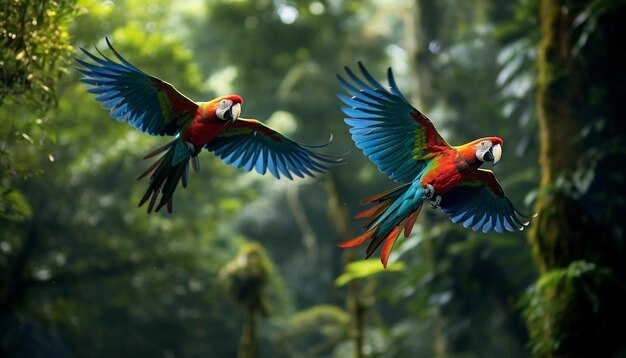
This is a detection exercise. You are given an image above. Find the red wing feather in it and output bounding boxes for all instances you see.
[465,169,505,197]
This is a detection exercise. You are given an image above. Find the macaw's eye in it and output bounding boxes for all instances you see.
[475,140,494,162]
[219,99,230,109]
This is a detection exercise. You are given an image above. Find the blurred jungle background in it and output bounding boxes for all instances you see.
[1,0,625,357]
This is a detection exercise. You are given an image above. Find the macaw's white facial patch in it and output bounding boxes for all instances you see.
[475,141,502,165]
[475,140,492,162]
[216,99,234,120]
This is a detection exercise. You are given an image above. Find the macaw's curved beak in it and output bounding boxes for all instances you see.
[491,143,502,165]
[482,143,502,165]
[231,103,241,122]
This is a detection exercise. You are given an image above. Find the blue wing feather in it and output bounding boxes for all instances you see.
[472,213,488,231]
[205,119,343,180]
[357,62,388,91]
[255,147,268,175]
[338,63,447,183]
[440,181,530,233]
[242,140,261,172]
[273,151,293,180]
[283,154,305,179]
[266,151,280,179]
[77,38,197,136]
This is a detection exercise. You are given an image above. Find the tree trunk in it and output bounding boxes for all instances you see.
[528,0,626,356]
[405,0,443,109]
[1,221,37,315]
[238,306,259,358]
[325,175,367,358]
[531,0,588,272]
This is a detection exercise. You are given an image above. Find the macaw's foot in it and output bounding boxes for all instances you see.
[430,195,442,209]
[184,141,195,154]
[424,184,441,208]
[184,141,201,156]
[424,184,435,199]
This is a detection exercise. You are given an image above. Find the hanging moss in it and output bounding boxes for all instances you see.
[220,242,273,358]
[523,260,612,355]
[220,242,271,316]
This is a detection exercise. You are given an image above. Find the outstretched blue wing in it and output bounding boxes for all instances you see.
[205,118,344,179]
[338,62,450,183]
[439,169,530,233]
[77,38,197,136]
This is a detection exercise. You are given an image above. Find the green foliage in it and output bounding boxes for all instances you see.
[0,0,75,111]
[0,0,75,222]
[277,304,351,356]
[380,224,533,357]
[0,188,32,222]
[523,260,612,354]
[335,260,405,287]
[571,0,625,55]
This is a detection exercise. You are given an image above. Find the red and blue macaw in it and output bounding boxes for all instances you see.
[77,38,341,213]
[337,63,530,267]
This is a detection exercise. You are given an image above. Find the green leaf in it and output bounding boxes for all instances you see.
[0,188,33,222]
[334,259,405,287]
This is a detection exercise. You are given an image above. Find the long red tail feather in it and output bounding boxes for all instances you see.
[404,207,422,238]
[337,228,377,248]
[354,202,386,219]
[380,221,406,268]
[342,183,426,268]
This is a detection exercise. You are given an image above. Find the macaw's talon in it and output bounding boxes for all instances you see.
[424,184,435,200]
[184,141,198,155]
[184,141,194,153]
[430,195,442,209]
